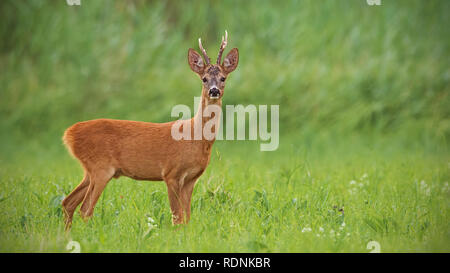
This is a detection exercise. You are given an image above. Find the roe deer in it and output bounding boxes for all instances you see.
[61,31,238,230]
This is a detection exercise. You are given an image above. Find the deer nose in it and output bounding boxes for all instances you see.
[208,87,220,98]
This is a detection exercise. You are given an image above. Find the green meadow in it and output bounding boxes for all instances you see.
[0,0,449,252]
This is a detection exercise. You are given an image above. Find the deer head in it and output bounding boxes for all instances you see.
[188,30,239,102]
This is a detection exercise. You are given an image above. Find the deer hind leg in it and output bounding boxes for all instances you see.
[62,174,90,230]
[79,168,114,221]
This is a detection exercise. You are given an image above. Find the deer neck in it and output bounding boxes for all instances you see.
[193,89,222,142]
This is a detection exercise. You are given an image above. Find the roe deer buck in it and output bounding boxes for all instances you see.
[61,31,238,230]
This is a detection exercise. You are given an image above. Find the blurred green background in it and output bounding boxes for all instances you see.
[0,0,448,158]
[0,0,449,252]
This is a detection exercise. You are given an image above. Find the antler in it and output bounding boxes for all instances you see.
[198,38,210,65]
[216,30,228,65]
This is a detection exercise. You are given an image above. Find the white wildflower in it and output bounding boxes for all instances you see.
[349,180,357,185]
[319,227,324,232]
[302,227,312,233]
[419,180,431,196]
[420,180,427,190]
[143,217,158,238]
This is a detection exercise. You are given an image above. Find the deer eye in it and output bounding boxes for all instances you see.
[202,77,207,83]
[220,77,226,82]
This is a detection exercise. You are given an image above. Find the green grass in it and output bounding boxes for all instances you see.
[0,0,449,252]
[0,138,448,252]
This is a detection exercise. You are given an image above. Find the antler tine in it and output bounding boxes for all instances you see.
[216,30,228,65]
[198,38,210,65]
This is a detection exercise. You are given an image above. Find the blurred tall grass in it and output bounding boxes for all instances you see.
[0,0,449,158]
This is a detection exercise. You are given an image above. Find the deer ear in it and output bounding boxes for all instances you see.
[222,48,239,74]
[188,48,205,74]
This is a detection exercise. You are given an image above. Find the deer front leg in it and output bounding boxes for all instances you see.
[180,179,196,223]
[165,178,185,225]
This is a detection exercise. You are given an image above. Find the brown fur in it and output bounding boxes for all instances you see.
[61,44,239,230]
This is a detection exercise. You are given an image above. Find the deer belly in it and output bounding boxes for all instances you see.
[117,165,164,181]
[114,153,165,181]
